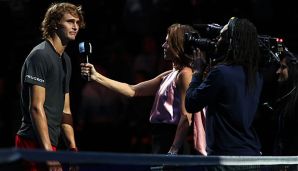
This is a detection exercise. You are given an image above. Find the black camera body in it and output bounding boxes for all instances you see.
[184,23,222,54]
[258,35,284,66]
[184,32,217,53]
[184,23,285,66]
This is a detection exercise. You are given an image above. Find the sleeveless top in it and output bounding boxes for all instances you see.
[149,69,180,125]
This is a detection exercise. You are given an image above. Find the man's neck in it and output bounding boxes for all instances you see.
[47,36,66,56]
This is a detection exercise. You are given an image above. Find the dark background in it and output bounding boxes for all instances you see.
[0,0,297,153]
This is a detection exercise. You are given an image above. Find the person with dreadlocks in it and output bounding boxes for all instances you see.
[81,23,207,155]
[185,17,263,156]
[272,49,298,156]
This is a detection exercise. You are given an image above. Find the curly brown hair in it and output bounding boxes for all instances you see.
[40,2,86,39]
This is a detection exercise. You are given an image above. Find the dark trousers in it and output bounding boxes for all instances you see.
[151,123,177,154]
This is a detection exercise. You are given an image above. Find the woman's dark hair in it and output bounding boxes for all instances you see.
[280,51,298,118]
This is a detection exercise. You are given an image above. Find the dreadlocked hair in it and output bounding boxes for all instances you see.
[225,18,261,91]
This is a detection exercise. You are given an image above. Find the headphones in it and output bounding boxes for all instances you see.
[227,17,238,49]
[224,17,239,57]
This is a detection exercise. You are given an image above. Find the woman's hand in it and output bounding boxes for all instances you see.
[191,48,207,74]
[80,63,97,81]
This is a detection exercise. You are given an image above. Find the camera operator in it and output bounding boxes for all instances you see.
[185,17,263,156]
[271,49,298,156]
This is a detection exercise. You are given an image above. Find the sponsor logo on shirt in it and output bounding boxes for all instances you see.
[25,75,45,83]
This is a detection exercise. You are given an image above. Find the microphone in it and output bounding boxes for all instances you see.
[79,41,92,81]
[79,41,92,63]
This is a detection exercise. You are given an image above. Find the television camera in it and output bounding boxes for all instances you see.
[184,23,285,66]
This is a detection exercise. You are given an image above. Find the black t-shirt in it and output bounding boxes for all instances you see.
[17,40,72,146]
